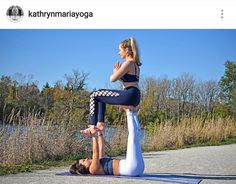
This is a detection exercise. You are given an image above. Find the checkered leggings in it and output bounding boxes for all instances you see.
[89,87,140,125]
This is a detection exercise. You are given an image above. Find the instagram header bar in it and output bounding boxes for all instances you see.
[1,0,236,29]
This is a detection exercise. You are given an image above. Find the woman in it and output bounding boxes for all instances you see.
[70,107,145,176]
[80,37,142,135]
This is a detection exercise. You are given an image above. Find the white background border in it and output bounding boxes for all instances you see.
[0,0,236,29]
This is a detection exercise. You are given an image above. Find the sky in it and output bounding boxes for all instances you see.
[0,29,236,91]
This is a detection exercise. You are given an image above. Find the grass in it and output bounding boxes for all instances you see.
[182,136,236,148]
[1,111,236,175]
[0,154,80,174]
[143,117,236,151]
[1,136,236,175]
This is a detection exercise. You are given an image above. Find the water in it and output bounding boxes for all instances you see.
[0,124,148,144]
[74,127,147,144]
[0,123,27,134]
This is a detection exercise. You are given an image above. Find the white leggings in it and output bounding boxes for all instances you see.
[119,111,145,176]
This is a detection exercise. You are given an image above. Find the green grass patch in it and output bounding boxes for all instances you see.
[0,154,83,175]
[182,136,236,148]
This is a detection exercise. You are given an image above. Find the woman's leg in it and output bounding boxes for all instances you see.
[119,111,144,176]
[81,88,140,135]
[90,88,140,124]
[133,111,141,131]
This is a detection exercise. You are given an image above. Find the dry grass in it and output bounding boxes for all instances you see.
[1,110,236,170]
[0,110,90,168]
[145,117,236,151]
[105,125,128,156]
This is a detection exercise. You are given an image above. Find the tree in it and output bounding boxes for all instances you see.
[41,82,54,112]
[171,73,195,122]
[219,61,236,117]
[196,80,220,118]
[64,70,89,92]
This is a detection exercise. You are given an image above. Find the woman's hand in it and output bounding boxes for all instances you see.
[113,62,122,73]
[110,61,129,82]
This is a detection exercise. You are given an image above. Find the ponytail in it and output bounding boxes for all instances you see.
[129,37,142,66]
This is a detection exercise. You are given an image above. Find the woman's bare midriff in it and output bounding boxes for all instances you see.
[113,159,120,176]
[122,82,139,89]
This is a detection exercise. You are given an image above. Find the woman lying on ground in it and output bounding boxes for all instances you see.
[70,107,145,176]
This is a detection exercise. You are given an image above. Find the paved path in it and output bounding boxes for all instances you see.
[1,144,236,184]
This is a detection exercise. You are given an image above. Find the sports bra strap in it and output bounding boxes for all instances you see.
[134,62,137,75]
[133,62,139,78]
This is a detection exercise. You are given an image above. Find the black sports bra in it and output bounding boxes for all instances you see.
[100,157,113,175]
[120,62,139,82]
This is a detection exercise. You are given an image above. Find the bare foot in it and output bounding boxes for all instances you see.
[80,125,97,135]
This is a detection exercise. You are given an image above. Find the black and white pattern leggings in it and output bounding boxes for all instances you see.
[89,86,140,125]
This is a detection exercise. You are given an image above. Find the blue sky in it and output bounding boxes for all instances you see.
[0,29,236,91]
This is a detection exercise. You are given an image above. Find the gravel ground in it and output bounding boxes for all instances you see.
[1,144,236,184]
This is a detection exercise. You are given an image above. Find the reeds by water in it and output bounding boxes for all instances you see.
[0,110,236,169]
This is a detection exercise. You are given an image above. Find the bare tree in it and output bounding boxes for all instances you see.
[196,80,220,118]
[156,76,172,121]
[64,69,89,92]
[170,73,196,121]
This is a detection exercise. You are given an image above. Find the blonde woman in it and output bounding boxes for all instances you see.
[81,37,142,135]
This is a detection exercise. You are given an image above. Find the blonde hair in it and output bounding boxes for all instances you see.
[120,37,142,66]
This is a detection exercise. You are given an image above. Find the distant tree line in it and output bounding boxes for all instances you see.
[0,61,236,126]
[0,70,90,127]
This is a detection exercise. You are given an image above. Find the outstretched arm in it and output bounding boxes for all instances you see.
[89,136,100,174]
[98,130,105,159]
